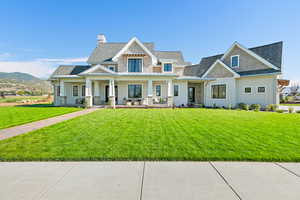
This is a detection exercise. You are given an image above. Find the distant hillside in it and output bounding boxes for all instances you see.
[0,72,51,94]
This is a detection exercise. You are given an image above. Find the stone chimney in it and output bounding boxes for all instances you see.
[97,34,106,46]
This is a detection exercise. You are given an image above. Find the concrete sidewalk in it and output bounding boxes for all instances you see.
[0,162,299,200]
[0,108,99,140]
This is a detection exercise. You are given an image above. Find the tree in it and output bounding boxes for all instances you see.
[0,91,5,99]
[290,83,300,96]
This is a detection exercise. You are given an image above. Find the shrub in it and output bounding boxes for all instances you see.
[227,104,232,110]
[266,104,278,112]
[288,107,295,113]
[296,110,300,114]
[250,104,261,111]
[276,109,285,113]
[238,103,249,111]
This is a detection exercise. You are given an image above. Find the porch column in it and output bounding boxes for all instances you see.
[94,81,101,105]
[85,79,92,108]
[109,79,116,108]
[167,79,173,107]
[147,80,153,105]
[59,80,66,105]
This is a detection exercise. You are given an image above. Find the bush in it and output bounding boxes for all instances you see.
[288,107,295,113]
[266,104,278,112]
[250,104,261,111]
[238,103,249,111]
[276,109,285,113]
[296,110,300,114]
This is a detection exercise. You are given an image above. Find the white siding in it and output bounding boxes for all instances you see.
[173,81,188,106]
[236,75,278,107]
[204,78,237,108]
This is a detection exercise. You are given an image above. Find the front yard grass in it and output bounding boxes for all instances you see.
[0,108,300,162]
[0,105,81,129]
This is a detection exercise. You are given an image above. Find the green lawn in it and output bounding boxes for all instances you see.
[0,105,81,129]
[0,108,300,162]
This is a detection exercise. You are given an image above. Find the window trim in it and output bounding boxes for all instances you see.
[155,85,161,97]
[244,87,252,94]
[72,85,79,97]
[127,84,143,99]
[127,57,143,73]
[174,84,179,97]
[257,86,266,94]
[211,84,226,99]
[230,55,240,68]
[82,85,86,96]
[162,63,173,73]
[56,86,60,97]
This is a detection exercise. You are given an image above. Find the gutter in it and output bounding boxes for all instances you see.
[239,72,282,78]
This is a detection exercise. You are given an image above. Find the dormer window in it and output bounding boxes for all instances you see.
[231,55,239,68]
[128,58,143,72]
[108,65,116,72]
[163,63,173,72]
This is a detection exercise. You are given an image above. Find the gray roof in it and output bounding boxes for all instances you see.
[87,42,155,64]
[184,41,283,77]
[154,51,190,65]
[184,54,223,77]
[51,65,91,77]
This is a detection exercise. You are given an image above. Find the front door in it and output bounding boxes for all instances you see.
[188,87,195,103]
[105,85,118,102]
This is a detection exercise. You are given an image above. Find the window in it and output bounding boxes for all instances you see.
[163,63,172,72]
[128,85,142,98]
[245,87,252,93]
[156,85,161,96]
[72,85,79,97]
[82,85,86,96]
[212,84,226,99]
[231,55,239,68]
[128,58,142,72]
[258,87,265,93]
[108,65,116,72]
[57,86,60,96]
[174,85,179,96]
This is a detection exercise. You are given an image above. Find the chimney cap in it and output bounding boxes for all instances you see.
[97,34,106,45]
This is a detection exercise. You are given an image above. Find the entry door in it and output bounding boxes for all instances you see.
[188,87,195,103]
[105,85,118,102]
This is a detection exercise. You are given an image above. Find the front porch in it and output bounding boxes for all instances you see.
[55,78,205,108]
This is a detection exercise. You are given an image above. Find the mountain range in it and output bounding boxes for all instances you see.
[0,72,51,94]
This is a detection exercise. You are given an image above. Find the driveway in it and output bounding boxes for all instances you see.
[0,162,299,200]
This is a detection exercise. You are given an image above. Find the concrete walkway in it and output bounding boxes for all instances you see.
[279,105,300,111]
[0,108,99,140]
[0,162,299,200]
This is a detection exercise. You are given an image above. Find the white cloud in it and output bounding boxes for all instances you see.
[36,57,88,63]
[0,53,14,60]
[0,57,88,78]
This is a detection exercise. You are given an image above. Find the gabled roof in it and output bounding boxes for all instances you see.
[87,42,154,65]
[183,54,223,77]
[87,38,188,66]
[50,65,92,77]
[184,41,283,77]
[201,59,240,78]
[155,51,190,65]
[221,42,280,70]
[112,37,158,64]
[79,64,116,75]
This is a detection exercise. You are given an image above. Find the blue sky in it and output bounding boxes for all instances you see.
[0,0,299,82]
